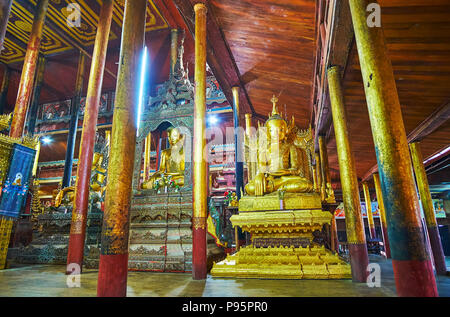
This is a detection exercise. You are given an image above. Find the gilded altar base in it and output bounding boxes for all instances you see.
[211,206,351,279]
[238,192,322,212]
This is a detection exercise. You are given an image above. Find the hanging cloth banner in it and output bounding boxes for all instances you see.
[0,144,36,218]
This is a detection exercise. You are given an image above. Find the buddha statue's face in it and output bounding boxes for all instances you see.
[267,119,287,142]
[168,127,182,146]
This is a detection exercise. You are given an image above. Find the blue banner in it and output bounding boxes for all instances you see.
[0,144,36,218]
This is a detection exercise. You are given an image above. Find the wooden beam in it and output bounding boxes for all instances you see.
[362,100,450,181]
[153,0,179,29]
[172,0,255,118]
[408,100,450,143]
[312,0,354,150]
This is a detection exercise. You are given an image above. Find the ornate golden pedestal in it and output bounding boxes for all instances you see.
[211,194,351,279]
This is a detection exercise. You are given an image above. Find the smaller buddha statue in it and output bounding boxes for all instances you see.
[245,96,314,196]
[229,192,239,207]
[54,185,75,208]
[90,152,107,196]
[54,151,108,208]
[142,126,185,189]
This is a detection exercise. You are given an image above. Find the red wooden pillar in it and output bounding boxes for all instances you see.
[9,0,48,138]
[349,0,438,296]
[97,0,147,297]
[66,0,113,274]
[192,2,208,280]
[410,142,447,275]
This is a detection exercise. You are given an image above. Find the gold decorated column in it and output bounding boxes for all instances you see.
[170,29,178,76]
[314,152,323,194]
[318,135,335,203]
[144,133,152,181]
[410,142,447,275]
[96,0,146,297]
[362,182,376,239]
[312,166,318,192]
[373,173,391,258]
[10,0,49,138]
[327,66,368,282]
[349,0,437,296]
[192,2,208,280]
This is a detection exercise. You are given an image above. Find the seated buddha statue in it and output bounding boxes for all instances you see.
[90,152,107,196]
[54,152,107,208]
[142,126,185,189]
[245,96,314,196]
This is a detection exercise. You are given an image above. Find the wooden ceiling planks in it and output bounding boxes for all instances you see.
[0,0,176,113]
[326,0,450,185]
[208,0,316,127]
[1,0,168,64]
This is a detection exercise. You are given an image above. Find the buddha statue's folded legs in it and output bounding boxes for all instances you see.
[245,173,314,196]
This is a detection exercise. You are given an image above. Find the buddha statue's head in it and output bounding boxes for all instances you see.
[265,96,287,142]
[167,127,183,146]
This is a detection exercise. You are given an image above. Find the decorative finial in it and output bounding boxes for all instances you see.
[270,95,279,116]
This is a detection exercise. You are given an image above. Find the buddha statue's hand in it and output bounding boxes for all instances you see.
[254,173,267,196]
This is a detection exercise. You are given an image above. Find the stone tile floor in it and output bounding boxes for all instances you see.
[0,255,449,297]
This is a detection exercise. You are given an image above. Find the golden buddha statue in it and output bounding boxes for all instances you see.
[54,152,107,208]
[90,152,107,196]
[245,96,314,196]
[142,126,185,189]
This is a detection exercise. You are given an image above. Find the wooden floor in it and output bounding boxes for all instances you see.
[1,255,449,297]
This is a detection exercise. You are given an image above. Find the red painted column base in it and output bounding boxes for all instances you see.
[348,243,369,283]
[392,259,438,297]
[66,233,85,274]
[97,253,129,297]
[192,227,207,280]
[427,226,447,276]
[381,225,391,259]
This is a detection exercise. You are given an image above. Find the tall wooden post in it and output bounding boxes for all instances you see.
[362,182,376,239]
[244,113,253,181]
[27,55,46,135]
[0,66,10,114]
[410,142,447,275]
[170,28,178,76]
[327,66,368,282]
[0,0,13,53]
[349,0,437,296]
[319,135,335,203]
[232,86,244,199]
[315,152,323,194]
[373,173,391,258]
[192,2,208,280]
[66,0,113,274]
[62,52,86,188]
[97,0,146,297]
[143,133,152,181]
[10,0,49,138]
